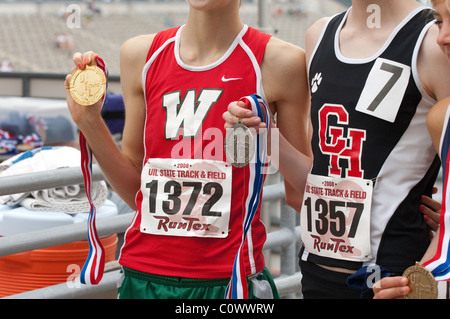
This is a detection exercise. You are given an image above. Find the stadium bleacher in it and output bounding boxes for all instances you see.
[0,0,346,75]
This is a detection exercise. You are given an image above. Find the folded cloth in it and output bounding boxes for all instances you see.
[0,146,107,213]
[346,265,392,298]
[20,183,107,213]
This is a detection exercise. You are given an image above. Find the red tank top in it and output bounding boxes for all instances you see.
[119,25,271,279]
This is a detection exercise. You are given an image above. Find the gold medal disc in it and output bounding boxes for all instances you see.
[70,65,106,106]
[403,262,438,299]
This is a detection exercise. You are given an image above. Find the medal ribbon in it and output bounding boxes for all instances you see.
[424,117,450,281]
[79,57,108,285]
[225,94,270,299]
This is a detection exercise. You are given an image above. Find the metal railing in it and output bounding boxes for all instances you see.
[0,72,122,99]
[0,164,302,299]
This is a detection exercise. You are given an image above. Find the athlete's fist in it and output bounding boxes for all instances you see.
[64,51,104,131]
[420,187,441,232]
[373,276,410,299]
[223,100,265,129]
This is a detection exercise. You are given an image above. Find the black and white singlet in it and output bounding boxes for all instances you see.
[301,7,439,274]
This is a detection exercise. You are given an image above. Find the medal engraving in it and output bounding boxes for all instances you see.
[225,123,255,168]
[70,65,106,106]
[403,262,438,299]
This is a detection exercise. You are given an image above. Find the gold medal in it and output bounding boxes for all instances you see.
[403,262,438,299]
[69,65,106,106]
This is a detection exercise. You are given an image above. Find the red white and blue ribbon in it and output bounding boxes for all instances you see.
[424,110,450,281]
[0,130,44,155]
[79,57,108,285]
[225,94,270,299]
[0,129,17,155]
[20,132,44,149]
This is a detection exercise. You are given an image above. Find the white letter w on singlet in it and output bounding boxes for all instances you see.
[163,89,223,139]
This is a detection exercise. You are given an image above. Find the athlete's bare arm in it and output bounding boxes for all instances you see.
[418,25,450,102]
[305,17,329,73]
[427,96,450,153]
[64,35,153,210]
[261,37,312,211]
[223,38,312,211]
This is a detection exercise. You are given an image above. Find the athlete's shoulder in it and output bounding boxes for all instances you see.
[120,34,156,65]
[427,96,450,152]
[306,17,330,40]
[240,26,272,60]
[305,16,331,63]
[428,96,450,123]
[427,96,450,131]
[418,23,450,101]
[261,37,307,106]
[263,36,305,81]
[242,26,271,44]
[120,27,180,64]
[265,36,305,66]
[119,34,156,93]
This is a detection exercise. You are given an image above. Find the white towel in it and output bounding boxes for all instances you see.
[20,183,107,213]
[0,146,107,213]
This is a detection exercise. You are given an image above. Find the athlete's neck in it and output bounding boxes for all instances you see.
[179,4,243,67]
[339,0,424,59]
[348,0,423,29]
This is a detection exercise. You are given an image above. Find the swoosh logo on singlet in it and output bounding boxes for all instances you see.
[221,76,242,82]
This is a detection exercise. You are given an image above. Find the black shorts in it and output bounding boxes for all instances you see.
[299,259,374,299]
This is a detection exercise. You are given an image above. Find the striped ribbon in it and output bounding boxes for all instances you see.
[0,130,44,156]
[424,112,450,281]
[79,57,108,285]
[225,94,270,299]
[21,132,44,149]
[0,129,18,155]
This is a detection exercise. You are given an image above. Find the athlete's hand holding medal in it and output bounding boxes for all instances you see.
[223,99,269,131]
[64,51,108,285]
[373,192,442,299]
[64,51,107,131]
[223,95,272,298]
[223,97,274,167]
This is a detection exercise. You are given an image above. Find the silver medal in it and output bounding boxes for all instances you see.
[224,123,255,168]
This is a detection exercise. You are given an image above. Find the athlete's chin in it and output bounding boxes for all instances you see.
[187,0,234,12]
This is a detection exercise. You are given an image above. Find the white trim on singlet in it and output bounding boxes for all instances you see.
[238,36,266,113]
[142,37,176,91]
[174,24,249,72]
[412,19,438,106]
[307,13,339,73]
